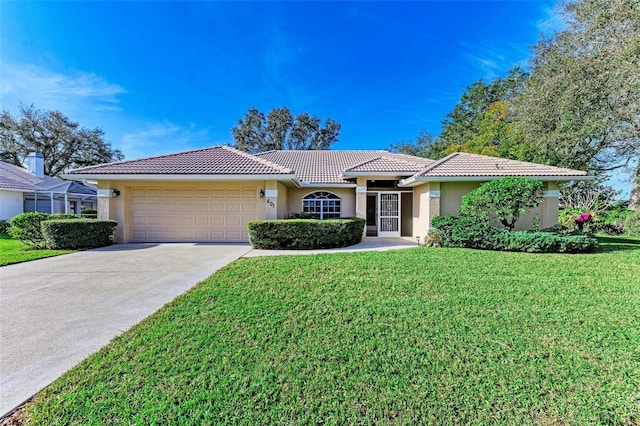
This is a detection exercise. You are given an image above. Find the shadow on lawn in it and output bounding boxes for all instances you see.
[596,236,640,253]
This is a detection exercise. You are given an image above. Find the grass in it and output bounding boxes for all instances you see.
[0,234,73,266]
[24,237,640,425]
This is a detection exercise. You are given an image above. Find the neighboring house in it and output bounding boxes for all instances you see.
[65,146,591,243]
[0,153,97,220]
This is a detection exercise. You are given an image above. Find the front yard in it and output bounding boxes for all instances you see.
[21,237,640,424]
[0,234,73,267]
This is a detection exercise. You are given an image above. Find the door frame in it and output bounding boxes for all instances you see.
[377,191,401,238]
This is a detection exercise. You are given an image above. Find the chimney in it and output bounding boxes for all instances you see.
[27,152,44,178]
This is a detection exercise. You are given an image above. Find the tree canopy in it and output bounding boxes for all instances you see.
[0,105,124,176]
[516,0,640,207]
[232,107,341,154]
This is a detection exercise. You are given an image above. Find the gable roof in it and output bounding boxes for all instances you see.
[68,146,294,176]
[0,161,96,194]
[400,152,589,186]
[256,150,432,184]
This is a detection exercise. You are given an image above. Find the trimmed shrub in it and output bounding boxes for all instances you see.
[0,220,10,234]
[8,212,80,248]
[503,231,598,253]
[41,219,117,249]
[248,218,365,249]
[81,208,98,218]
[431,214,502,250]
[430,215,598,253]
[623,209,640,237]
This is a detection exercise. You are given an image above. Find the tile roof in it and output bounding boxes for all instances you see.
[415,152,588,178]
[256,150,432,183]
[345,156,429,173]
[0,161,96,194]
[68,146,294,175]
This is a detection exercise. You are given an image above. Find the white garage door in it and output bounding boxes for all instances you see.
[130,186,258,242]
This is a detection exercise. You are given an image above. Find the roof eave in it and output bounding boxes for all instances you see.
[341,172,415,179]
[300,182,357,188]
[63,173,302,186]
[404,175,594,184]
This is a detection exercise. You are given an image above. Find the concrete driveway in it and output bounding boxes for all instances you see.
[0,243,252,417]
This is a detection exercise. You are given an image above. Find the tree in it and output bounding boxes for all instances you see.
[515,0,640,208]
[437,67,529,159]
[387,130,439,158]
[0,105,124,176]
[232,107,341,154]
[460,177,545,231]
[447,101,529,159]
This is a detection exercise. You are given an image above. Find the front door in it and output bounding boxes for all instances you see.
[378,192,401,237]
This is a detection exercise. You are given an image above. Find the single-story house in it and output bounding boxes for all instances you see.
[0,153,97,220]
[64,146,591,243]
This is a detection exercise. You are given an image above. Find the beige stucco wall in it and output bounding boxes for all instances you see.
[276,182,289,219]
[287,187,356,217]
[436,180,560,231]
[0,189,24,220]
[439,182,483,216]
[97,180,267,243]
[412,183,431,238]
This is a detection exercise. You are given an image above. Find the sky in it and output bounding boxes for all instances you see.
[0,0,630,196]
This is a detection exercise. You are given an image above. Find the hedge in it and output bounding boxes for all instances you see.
[41,219,118,249]
[248,218,366,249]
[8,212,80,248]
[431,214,598,253]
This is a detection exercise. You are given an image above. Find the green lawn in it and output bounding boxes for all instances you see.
[0,234,73,266]
[25,237,640,425]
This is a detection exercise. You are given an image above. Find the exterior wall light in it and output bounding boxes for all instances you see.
[112,189,121,198]
[259,189,265,198]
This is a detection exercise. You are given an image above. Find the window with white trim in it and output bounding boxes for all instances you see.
[302,191,341,219]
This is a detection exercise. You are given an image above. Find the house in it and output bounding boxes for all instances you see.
[64,146,591,243]
[0,153,97,220]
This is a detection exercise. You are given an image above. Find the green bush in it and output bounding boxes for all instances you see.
[8,212,80,248]
[431,214,502,250]
[623,209,640,237]
[41,219,117,249]
[559,203,631,235]
[0,219,9,234]
[248,218,365,249]
[430,215,598,253]
[460,177,544,231]
[81,208,98,218]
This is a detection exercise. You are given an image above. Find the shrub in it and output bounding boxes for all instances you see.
[559,204,631,235]
[81,208,98,218]
[287,212,318,219]
[8,212,80,248]
[430,215,598,253]
[248,218,365,249]
[460,177,544,231]
[0,219,10,234]
[423,229,443,248]
[623,209,640,237]
[503,231,598,253]
[41,219,117,249]
[431,214,502,250]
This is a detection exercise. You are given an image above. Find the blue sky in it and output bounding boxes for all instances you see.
[3,1,628,195]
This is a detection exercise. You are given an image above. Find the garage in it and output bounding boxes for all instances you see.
[130,185,259,242]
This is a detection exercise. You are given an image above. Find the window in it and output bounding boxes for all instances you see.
[302,191,341,219]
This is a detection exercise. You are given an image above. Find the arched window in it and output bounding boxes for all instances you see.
[302,191,341,219]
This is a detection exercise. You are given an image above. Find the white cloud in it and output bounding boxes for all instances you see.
[121,121,215,160]
[536,5,566,36]
[461,41,528,80]
[0,62,125,114]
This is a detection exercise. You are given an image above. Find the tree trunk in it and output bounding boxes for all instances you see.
[629,165,640,210]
